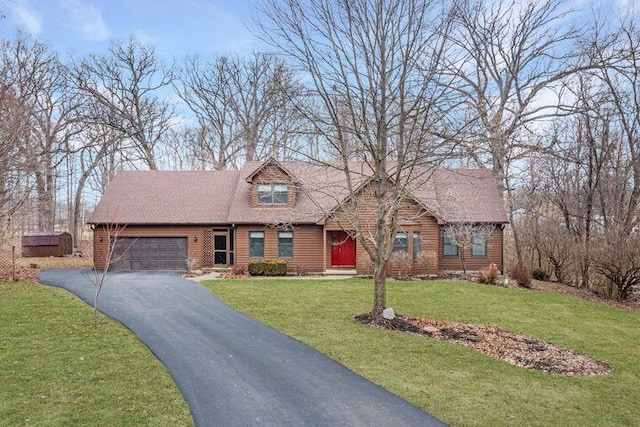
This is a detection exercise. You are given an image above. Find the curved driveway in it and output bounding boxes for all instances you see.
[39,269,446,427]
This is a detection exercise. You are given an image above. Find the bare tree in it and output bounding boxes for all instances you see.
[0,41,30,242]
[89,218,135,328]
[74,37,176,170]
[176,53,306,169]
[593,232,640,301]
[526,12,640,291]
[443,0,587,265]
[70,121,124,245]
[584,15,640,236]
[259,0,458,315]
[1,33,80,233]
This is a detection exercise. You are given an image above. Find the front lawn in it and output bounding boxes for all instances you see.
[204,278,640,427]
[0,281,193,426]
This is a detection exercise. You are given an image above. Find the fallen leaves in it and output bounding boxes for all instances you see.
[354,313,612,376]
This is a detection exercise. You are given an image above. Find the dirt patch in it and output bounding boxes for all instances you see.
[354,313,612,376]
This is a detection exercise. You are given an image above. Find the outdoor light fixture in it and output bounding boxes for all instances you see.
[193,236,198,242]
[99,236,104,242]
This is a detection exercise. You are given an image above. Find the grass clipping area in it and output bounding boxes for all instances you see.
[205,278,640,427]
[0,281,193,426]
[355,313,612,376]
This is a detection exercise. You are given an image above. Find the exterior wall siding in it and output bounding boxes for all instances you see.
[323,185,504,275]
[93,225,206,270]
[249,165,297,209]
[438,225,504,273]
[324,189,442,275]
[234,224,324,274]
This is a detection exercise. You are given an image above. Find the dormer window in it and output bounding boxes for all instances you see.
[257,183,289,205]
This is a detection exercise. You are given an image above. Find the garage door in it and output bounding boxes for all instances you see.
[110,237,188,271]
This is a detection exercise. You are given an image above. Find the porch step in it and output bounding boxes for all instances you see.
[324,269,357,276]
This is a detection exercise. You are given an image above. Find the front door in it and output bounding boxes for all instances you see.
[330,231,356,267]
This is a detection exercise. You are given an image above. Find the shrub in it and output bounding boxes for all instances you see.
[593,233,640,301]
[248,259,288,276]
[390,251,413,279]
[532,267,549,281]
[231,265,245,276]
[510,263,532,288]
[416,249,438,275]
[478,263,499,284]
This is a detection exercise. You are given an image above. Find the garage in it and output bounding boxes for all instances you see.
[110,237,188,271]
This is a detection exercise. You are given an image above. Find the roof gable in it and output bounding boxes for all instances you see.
[243,158,298,184]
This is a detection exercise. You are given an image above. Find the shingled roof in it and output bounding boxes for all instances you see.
[88,162,508,225]
[89,170,241,225]
[418,168,509,223]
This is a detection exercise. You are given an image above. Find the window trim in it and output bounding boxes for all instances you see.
[249,231,265,258]
[278,231,294,259]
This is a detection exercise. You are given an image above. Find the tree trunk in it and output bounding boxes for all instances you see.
[35,171,55,232]
[372,263,387,316]
[72,172,89,246]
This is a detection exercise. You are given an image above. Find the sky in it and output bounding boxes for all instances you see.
[0,0,263,59]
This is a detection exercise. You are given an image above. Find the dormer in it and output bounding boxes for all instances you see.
[245,158,298,208]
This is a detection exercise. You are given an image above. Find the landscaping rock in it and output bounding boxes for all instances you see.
[382,307,396,320]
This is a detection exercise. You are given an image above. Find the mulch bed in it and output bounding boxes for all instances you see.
[354,313,613,376]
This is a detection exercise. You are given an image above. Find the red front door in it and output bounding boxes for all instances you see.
[330,231,356,266]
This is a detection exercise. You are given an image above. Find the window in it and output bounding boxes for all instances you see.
[249,231,264,258]
[443,234,458,256]
[413,232,421,261]
[472,231,487,257]
[257,183,289,205]
[392,232,408,253]
[278,231,293,258]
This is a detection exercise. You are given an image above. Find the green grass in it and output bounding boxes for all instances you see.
[204,278,640,427]
[0,281,193,426]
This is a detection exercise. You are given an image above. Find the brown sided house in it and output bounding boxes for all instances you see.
[89,159,509,274]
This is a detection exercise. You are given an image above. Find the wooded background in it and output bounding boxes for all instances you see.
[1,0,638,300]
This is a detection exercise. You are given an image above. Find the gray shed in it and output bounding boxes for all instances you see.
[21,232,73,257]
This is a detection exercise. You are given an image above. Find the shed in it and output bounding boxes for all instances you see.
[21,232,73,257]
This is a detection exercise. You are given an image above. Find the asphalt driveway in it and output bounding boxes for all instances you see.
[38,269,446,427]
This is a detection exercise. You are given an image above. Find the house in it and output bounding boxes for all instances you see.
[88,159,509,274]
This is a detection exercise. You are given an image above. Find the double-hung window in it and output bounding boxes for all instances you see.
[249,231,264,258]
[278,231,293,258]
[443,234,458,256]
[471,231,487,257]
[392,232,408,253]
[257,183,288,205]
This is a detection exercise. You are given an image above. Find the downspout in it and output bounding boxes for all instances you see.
[501,223,505,275]
[322,225,327,273]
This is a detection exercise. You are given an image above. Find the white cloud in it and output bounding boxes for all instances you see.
[132,29,157,46]
[61,0,109,41]
[9,2,43,34]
